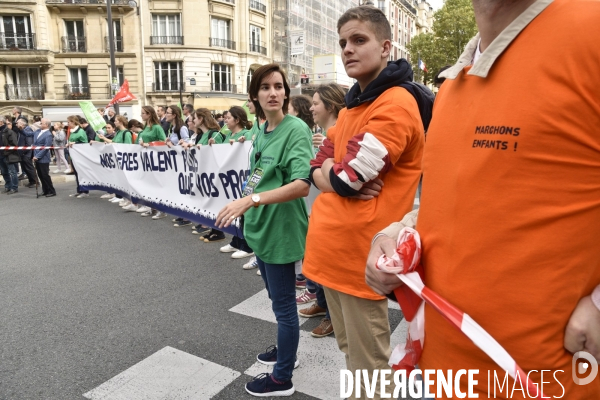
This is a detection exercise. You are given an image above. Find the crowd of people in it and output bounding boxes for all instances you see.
[3,1,599,399]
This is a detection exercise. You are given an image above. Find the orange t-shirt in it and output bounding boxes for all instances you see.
[418,1,600,398]
[303,86,424,300]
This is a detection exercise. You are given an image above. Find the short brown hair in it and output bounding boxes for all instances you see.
[248,63,290,120]
[67,115,80,126]
[337,5,391,42]
[315,83,346,118]
[195,108,221,131]
[228,106,253,130]
[115,115,128,127]
[290,95,314,129]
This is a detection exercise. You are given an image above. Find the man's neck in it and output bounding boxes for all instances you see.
[473,0,537,52]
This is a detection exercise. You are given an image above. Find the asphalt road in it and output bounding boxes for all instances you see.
[0,182,406,400]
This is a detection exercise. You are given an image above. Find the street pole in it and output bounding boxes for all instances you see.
[106,0,120,114]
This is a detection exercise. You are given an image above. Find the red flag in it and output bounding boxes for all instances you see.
[107,79,136,107]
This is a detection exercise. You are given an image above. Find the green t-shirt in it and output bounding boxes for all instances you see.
[69,127,88,143]
[113,129,132,144]
[246,119,263,141]
[135,124,166,144]
[227,128,250,142]
[196,129,220,146]
[244,114,313,264]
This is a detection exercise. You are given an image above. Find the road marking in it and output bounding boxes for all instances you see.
[229,289,310,326]
[83,346,240,400]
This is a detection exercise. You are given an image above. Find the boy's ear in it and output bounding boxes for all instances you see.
[381,39,392,59]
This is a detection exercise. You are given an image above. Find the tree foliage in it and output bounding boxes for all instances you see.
[407,0,477,84]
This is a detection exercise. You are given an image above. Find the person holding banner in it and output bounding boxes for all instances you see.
[98,116,132,144]
[66,115,90,198]
[135,106,166,147]
[164,105,189,146]
[222,106,252,144]
[216,63,313,397]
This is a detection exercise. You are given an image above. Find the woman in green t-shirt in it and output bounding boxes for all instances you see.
[216,64,313,396]
[136,106,166,147]
[99,116,132,144]
[210,105,252,145]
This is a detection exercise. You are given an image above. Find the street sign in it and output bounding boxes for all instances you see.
[290,30,305,55]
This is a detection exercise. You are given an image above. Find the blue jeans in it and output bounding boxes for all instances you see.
[0,155,9,189]
[256,257,299,382]
[6,162,19,191]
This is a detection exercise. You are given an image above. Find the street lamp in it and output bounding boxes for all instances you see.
[106,0,119,114]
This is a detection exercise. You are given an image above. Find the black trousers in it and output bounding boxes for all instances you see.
[35,162,55,195]
[20,151,37,184]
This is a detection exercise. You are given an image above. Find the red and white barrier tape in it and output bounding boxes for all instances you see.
[376,227,546,398]
[0,146,65,150]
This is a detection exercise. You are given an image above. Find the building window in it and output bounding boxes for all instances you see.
[212,64,233,92]
[5,67,44,100]
[63,20,86,52]
[154,61,182,91]
[151,15,182,45]
[249,25,266,54]
[210,18,234,49]
[67,67,89,99]
[105,20,123,52]
[246,68,255,91]
[1,16,35,50]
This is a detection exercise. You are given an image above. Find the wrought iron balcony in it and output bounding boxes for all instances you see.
[5,84,45,100]
[61,36,86,52]
[150,36,183,45]
[211,83,236,93]
[152,82,185,92]
[249,42,267,55]
[249,0,266,13]
[212,0,235,4]
[46,0,132,5]
[104,36,123,52]
[210,38,236,50]
[0,33,36,50]
[65,84,90,100]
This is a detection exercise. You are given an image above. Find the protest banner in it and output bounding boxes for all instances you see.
[78,101,107,132]
[70,143,252,236]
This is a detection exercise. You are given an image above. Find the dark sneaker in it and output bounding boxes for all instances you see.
[203,232,226,242]
[26,182,37,188]
[18,174,26,180]
[7,189,18,195]
[174,220,192,227]
[257,345,299,368]
[172,217,183,223]
[245,373,294,397]
[311,318,334,338]
[295,279,306,289]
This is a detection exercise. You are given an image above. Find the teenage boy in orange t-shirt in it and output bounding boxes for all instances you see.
[304,6,427,399]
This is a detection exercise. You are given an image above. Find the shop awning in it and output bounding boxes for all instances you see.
[193,97,246,111]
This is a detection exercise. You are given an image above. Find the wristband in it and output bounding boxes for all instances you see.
[592,285,600,312]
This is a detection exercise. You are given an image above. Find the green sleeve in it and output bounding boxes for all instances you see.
[213,131,226,144]
[152,124,166,142]
[282,121,313,183]
[95,134,104,142]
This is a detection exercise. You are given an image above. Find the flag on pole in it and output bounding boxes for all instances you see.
[418,59,428,72]
[106,79,136,108]
[79,101,107,132]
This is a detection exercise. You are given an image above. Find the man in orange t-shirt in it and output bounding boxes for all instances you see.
[366,0,600,398]
[304,5,429,399]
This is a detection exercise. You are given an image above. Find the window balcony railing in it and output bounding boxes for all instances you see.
[249,42,267,55]
[0,33,36,50]
[212,0,235,4]
[211,83,236,93]
[65,84,90,100]
[104,36,123,52]
[61,36,86,52]
[210,38,236,50]
[150,36,183,45]
[46,0,131,5]
[152,82,185,92]
[5,84,45,100]
[249,0,266,13]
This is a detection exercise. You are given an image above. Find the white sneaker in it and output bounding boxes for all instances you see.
[136,206,151,213]
[100,193,114,199]
[256,269,261,276]
[76,193,89,198]
[232,250,254,259]
[141,210,154,217]
[110,197,122,203]
[63,169,72,174]
[51,170,60,174]
[243,256,258,270]
[123,203,138,211]
[220,244,238,253]
[152,211,167,220]
[69,193,79,197]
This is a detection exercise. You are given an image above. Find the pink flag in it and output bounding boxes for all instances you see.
[107,80,136,108]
